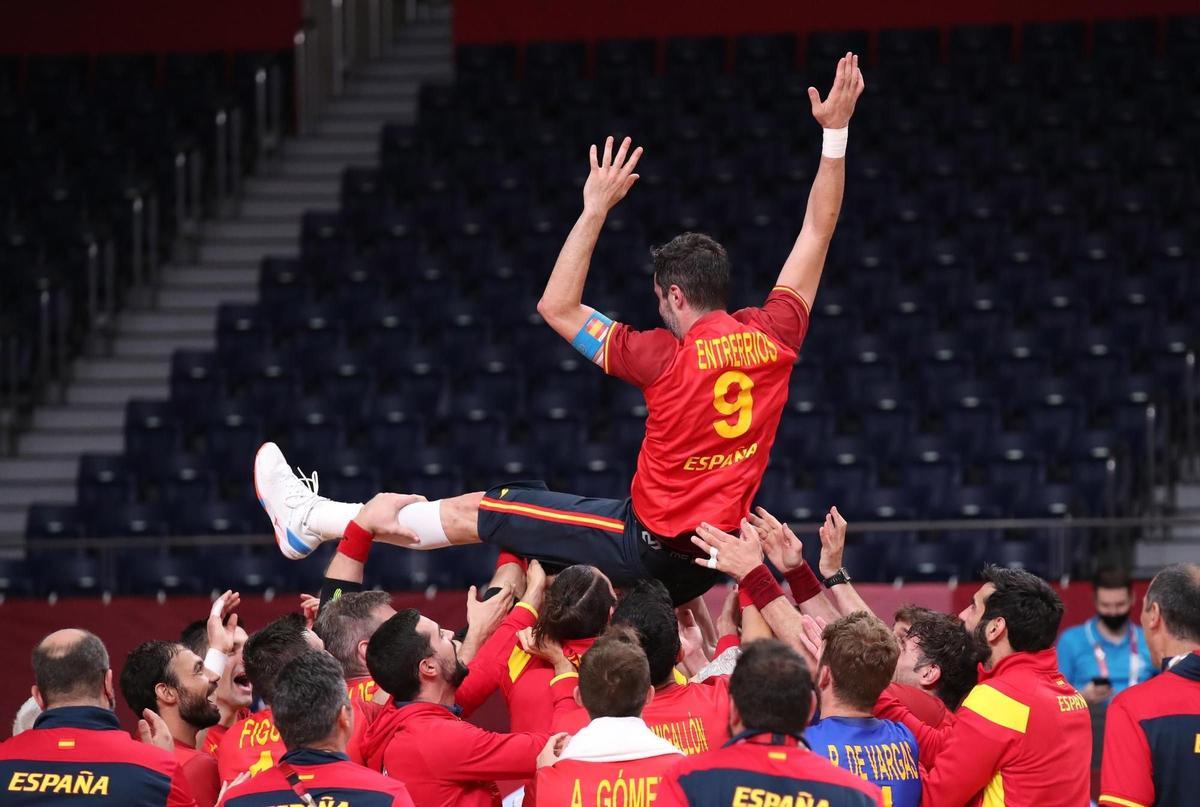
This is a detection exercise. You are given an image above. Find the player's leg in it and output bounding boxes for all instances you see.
[255,441,484,559]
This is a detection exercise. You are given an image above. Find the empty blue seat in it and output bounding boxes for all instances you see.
[0,558,36,596]
[174,500,259,536]
[125,399,181,469]
[91,502,170,538]
[170,350,223,407]
[26,504,84,541]
[77,453,134,508]
[37,554,106,596]
[121,552,207,595]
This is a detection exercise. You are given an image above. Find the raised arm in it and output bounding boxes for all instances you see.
[537,135,642,360]
[774,53,865,308]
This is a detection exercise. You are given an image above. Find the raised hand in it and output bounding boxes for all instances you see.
[299,593,320,630]
[207,590,241,655]
[466,584,514,639]
[537,732,572,769]
[354,492,427,545]
[808,52,865,130]
[716,585,742,637]
[137,708,175,753]
[583,135,643,216]
[817,506,848,578]
[523,559,547,611]
[691,520,765,582]
[748,506,805,572]
[796,614,828,674]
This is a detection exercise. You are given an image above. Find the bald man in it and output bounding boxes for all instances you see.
[0,629,198,805]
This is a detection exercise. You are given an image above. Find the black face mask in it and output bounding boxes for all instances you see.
[1098,612,1130,632]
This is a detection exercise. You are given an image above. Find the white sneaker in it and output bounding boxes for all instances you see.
[253,442,330,560]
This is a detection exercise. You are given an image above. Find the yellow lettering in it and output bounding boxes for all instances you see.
[713,371,754,439]
[8,772,26,790]
[1195,733,1200,754]
[570,778,583,807]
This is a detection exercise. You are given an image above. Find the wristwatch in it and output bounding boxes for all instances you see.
[821,567,852,588]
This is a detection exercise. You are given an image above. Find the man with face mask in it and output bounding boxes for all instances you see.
[1056,568,1154,705]
[875,565,1092,806]
[358,609,570,806]
[120,641,223,806]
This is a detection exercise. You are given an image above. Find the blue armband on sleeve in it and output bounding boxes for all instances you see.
[570,311,615,362]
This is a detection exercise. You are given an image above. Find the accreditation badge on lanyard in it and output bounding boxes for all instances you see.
[1086,619,1140,685]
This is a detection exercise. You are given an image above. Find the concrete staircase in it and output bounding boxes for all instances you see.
[0,12,452,547]
[1135,481,1200,574]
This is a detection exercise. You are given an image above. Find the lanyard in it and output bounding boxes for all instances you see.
[275,761,315,807]
[1085,619,1140,684]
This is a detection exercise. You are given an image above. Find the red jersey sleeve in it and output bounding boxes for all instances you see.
[874,684,954,765]
[168,761,201,807]
[456,602,539,716]
[439,723,548,782]
[549,673,589,734]
[181,753,221,807]
[603,323,678,388]
[733,287,810,353]
[1099,694,1154,807]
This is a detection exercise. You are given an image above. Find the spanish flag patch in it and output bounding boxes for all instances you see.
[57,739,75,750]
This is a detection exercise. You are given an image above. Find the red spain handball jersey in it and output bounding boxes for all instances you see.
[602,287,809,541]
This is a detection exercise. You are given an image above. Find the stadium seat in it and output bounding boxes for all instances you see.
[121,552,208,595]
[26,504,85,540]
[77,453,135,508]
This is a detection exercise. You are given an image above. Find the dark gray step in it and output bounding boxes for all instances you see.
[0,457,79,482]
[67,380,168,406]
[33,405,126,431]
[0,483,75,507]
[164,265,260,286]
[19,430,123,457]
[120,311,215,334]
[113,333,213,359]
[155,286,256,310]
[74,357,169,383]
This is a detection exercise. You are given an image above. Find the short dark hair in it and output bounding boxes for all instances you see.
[1094,567,1133,593]
[1146,563,1200,643]
[906,611,980,710]
[893,604,937,626]
[578,626,651,719]
[610,579,680,686]
[534,566,615,646]
[366,609,432,702]
[244,614,310,705]
[32,631,110,707]
[273,650,349,751]
[314,591,393,678]
[651,232,730,311]
[980,565,1064,652]
[730,640,814,736]
[819,613,899,711]
[179,620,208,657]
[120,641,184,719]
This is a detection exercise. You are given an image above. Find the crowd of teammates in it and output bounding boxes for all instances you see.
[3,492,1199,806]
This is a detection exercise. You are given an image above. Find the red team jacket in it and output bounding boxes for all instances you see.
[217,748,413,807]
[659,733,882,807]
[358,701,550,807]
[877,648,1091,806]
[174,738,221,807]
[553,675,733,756]
[1100,650,1200,807]
[453,602,541,719]
[0,706,197,806]
[602,287,809,542]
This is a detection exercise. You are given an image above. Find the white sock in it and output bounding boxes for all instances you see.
[307,500,363,540]
[397,500,450,550]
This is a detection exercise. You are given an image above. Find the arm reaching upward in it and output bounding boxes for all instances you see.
[537,135,642,357]
[775,53,865,309]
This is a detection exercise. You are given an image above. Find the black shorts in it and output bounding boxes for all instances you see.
[476,481,724,605]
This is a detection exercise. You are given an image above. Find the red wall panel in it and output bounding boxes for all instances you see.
[454,0,1196,43]
[0,0,301,54]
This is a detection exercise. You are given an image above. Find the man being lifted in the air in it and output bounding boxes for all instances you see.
[255,54,865,604]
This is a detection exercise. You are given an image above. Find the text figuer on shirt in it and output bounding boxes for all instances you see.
[823,741,919,785]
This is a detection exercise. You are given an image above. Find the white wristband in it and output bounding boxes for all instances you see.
[822,127,848,159]
[204,648,228,678]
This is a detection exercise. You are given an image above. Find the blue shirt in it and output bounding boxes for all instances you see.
[806,716,921,807]
[1056,617,1154,695]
